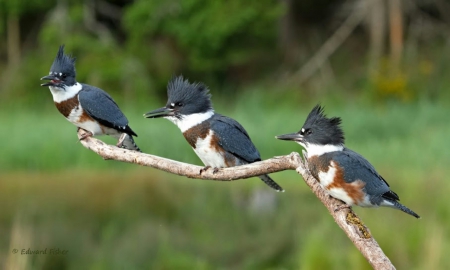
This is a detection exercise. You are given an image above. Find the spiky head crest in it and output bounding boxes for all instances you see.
[166,75,213,115]
[50,45,76,79]
[301,105,345,145]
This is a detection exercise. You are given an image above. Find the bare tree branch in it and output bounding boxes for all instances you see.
[77,129,395,269]
[296,155,395,270]
[77,129,299,180]
[292,2,367,84]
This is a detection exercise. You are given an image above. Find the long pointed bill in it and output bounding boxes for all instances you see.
[143,107,174,118]
[40,74,57,87]
[275,132,303,142]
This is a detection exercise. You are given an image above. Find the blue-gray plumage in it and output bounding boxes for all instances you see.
[210,114,261,163]
[40,45,140,151]
[78,84,137,136]
[277,105,419,218]
[145,75,284,192]
[324,150,397,200]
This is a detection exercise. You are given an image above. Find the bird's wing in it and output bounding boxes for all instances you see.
[329,149,393,197]
[78,84,136,136]
[210,114,261,163]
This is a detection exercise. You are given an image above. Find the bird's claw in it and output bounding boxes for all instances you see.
[78,128,93,141]
[199,166,220,174]
[199,166,211,175]
[334,203,352,213]
[116,133,128,149]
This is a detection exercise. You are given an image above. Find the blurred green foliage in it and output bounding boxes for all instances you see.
[124,0,282,76]
[2,0,450,107]
[1,0,283,107]
[0,0,52,16]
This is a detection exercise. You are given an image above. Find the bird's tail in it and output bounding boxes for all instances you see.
[117,133,141,152]
[386,200,420,218]
[258,174,284,192]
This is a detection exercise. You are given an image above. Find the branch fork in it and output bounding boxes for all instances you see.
[77,128,395,269]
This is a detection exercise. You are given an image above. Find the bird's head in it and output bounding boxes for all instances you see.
[276,105,345,151]
[144,75,213,120]
[41,45,77,90]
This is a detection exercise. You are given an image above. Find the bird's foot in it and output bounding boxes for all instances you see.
[334,203,352,213]
[199,166,211,175]
[199,166,220,174]
[78,128,93,141]
[116,133,128,149]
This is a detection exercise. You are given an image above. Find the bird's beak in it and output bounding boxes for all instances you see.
[276,132,303,142]
[40,74,58,87]
[143,107,174,118]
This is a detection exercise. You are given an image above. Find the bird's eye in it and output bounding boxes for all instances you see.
[169,102,182,109]
[61,74,67,79]
[306,129,312,135]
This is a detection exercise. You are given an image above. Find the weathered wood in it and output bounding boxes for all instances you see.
[77,129,396,270]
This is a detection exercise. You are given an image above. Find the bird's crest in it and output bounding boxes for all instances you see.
[168,75,211,101]
[166,75,213,114]
[303,105,345,145]
[50,45,76,77]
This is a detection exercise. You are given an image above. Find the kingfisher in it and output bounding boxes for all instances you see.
[276,105,419,218]
[40,45,140,151]
[144,76,284,192]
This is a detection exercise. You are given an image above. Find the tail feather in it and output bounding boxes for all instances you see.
[386,200,420,219]
[117,133,141,152]
[258,174,284,192]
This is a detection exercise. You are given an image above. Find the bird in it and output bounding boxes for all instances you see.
[40,45,140,151]
[144,75,284,192]
[276,105,419,218]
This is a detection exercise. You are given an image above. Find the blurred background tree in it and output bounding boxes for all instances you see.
[1,0,449,105]
[1,0,449,269]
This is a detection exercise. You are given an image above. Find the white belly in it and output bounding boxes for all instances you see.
[327,187,355,205]
[317,162,355,205]
[317,163,337,187]
[66,105,120,138]
[317,162,372,206]
[193,131,227,168]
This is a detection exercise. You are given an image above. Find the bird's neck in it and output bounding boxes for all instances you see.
[166,110,214,132]
[305,143,344,158]
[49,82,82,103]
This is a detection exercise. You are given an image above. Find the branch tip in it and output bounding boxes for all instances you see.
[75,128,395,269]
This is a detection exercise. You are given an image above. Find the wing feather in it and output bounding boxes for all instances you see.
[210,114,261,163]
[78,84,137,136]
[328,149,391,197]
